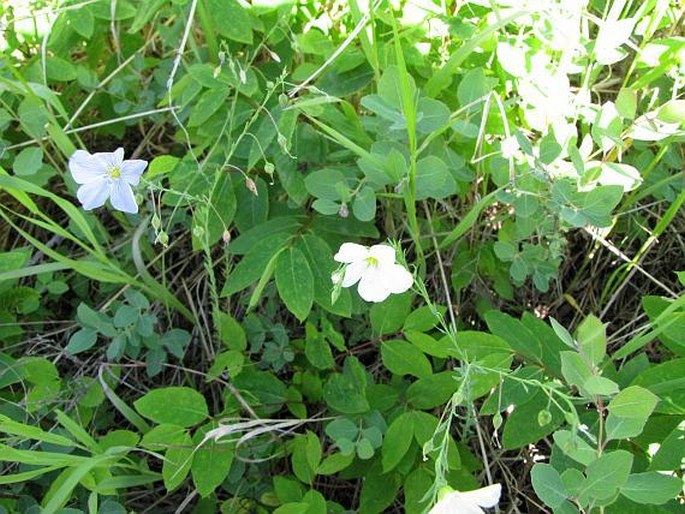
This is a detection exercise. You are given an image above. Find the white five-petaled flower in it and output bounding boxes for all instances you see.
[69,147,147,214]
[332,243,413,303]
[428,483,502,514]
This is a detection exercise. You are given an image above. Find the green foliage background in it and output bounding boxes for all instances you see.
[0,0,683,513]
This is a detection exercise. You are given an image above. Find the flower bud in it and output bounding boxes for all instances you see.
[157,230,169,247]
[537,409,552,427]
[245,177,258,196]
[338,203,349,218]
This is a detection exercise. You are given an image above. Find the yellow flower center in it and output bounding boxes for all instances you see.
[365,256,379,267]
[108,166,121,179]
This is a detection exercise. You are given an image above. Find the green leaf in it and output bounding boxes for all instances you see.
[553,430,596,466]
[323,373,369,414]
[407,372,460,410]
[382,412,414,472]
[457,67,497,106]
[304,323,335,370]
[234,177,268,231]
[221,233,290,296]
[502,393,563,449]
[359,463,401,513]
[275,246,314,321]
[317,452,354,475]
[199,0,251,43]
[291,431,321,484]
[580,450,633,502]
[312,198,340,215]
[66,328,98,354]
[231,370,287,416]
[580,185,624,227]
[295,234,351,316]
[539,132,562,164]
[13,147,43,176]
[205,172,237,247]
[76,302,103,329]
[657,99,685,123]
[605,413,649,441]
[352,186,376,221]
[403,305,445,332]
[620,472,682,505]
[616,88,637,119]
[304,168,348,201]
[134,387,209,428]
[560,352,592,391]
[485,311,542,361]
[531,464,569,508]
[191,429,234,498]
[162,430,193,491]
[415,156,456,200]
[583,376,619,396]
[370,293,411,335]
[577,315,606,365]
[607,386,659,419]
[381,339,432,379]
[216,312,247,351]
[188,88,227,127]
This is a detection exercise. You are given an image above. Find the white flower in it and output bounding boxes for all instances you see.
[332,243,413,303]
[428,484,502,514]
[68,147,147,214]
[500,136,520,160]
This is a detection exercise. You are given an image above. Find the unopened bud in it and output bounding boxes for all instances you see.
[264,162,275,175]
[338,203,349,218]
[151,213,161,230]
[278,94,288,108]
[245,176,258,196]
[267,49,281,63]
[193,225,205,239]
[493,412,503,430]
[537,409,552,427]
[277,133,288,151]
[222,230,231,245]
[157,230,169,247]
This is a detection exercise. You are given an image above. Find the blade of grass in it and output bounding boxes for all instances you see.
[425,10,528,97]
[439,190,500,249]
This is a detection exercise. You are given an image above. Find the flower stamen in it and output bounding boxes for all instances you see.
[108,166,121,179]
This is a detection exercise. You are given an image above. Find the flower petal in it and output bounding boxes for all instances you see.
[77,178,110,210]
[368,244,396,267]
[109,180,138,213]
[69,150,107,184]
[93,147,125,169]
[357,268,391,302]
[120,159,148,186]
[428,492,485,514]
[459,484,502,508]
[334,242,368,263]
[382,263,414,294]
[341,261,367,287]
